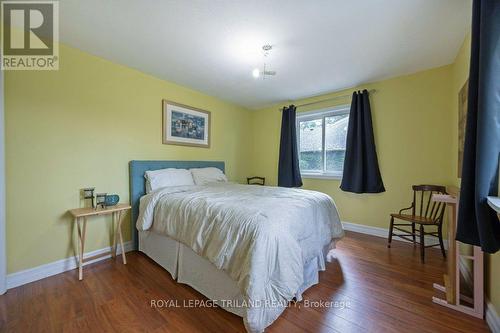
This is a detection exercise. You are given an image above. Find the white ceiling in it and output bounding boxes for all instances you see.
[60,0,472,109]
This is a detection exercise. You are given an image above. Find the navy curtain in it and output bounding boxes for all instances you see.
[278,105,303,187]
[456,0,500,253]
[340,90,385,193]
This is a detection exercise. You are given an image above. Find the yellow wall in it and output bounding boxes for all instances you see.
[487,254,500,314]
[5,43,252,273]
[250,65,454,230]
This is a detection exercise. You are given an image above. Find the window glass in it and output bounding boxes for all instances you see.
[298,118,323,171]
[325,114,349,172]
[296,106,350,177]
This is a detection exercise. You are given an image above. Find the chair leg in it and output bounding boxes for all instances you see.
[411,223,416,245]
[388,216,394,248]
[419,225,425,263]
[438,225,446,259]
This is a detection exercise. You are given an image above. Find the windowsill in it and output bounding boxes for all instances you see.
[301,173,342,180]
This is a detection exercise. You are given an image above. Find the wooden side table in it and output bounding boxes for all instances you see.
[68,203,131,280]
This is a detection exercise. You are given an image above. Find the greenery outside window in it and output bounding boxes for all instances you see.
[296,105,350,179]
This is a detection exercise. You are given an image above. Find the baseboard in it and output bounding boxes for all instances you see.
[6,241,133,290]
[341,221,449,248]
[487,299,500,333]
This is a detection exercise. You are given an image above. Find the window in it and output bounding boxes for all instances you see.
[297,105,350,179]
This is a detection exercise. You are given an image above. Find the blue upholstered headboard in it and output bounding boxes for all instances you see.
[129,160,225,249]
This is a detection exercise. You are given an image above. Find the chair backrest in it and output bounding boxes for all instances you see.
[411,185,447,223]
[247,176,265,186]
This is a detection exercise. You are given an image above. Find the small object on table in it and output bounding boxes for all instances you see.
[68,203,131,280]
[95,193,107,209]
[247,176,265,186]
[83,187,95,208]
[105,194,120,206]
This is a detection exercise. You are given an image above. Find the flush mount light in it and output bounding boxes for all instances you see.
[252,44,276,79]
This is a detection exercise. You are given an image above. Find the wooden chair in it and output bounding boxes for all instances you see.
[247,176,265,186]
[388,185,447,263]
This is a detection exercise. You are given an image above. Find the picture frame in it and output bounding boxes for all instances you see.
[458,80,468,177]
[162,100,211,148]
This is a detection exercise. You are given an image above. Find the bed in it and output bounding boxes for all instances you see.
[129,160,344,333]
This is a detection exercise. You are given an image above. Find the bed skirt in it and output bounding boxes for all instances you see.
[139,230,329,329]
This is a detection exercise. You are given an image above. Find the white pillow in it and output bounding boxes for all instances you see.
[145,168,194,193]
[190,167,227,185]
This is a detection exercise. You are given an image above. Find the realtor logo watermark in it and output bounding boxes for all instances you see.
[1,1,59,70]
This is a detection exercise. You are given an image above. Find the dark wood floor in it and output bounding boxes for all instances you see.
[0,231,490,332]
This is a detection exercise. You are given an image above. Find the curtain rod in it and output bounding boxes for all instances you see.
[278,89,377,111]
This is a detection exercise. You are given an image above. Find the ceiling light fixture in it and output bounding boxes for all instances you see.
[252,44,276,79]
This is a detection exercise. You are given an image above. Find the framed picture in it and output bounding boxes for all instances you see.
[458,80,468,177]
[162,100,211,148]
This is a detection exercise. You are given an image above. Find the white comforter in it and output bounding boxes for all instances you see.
[137,183,343,332]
